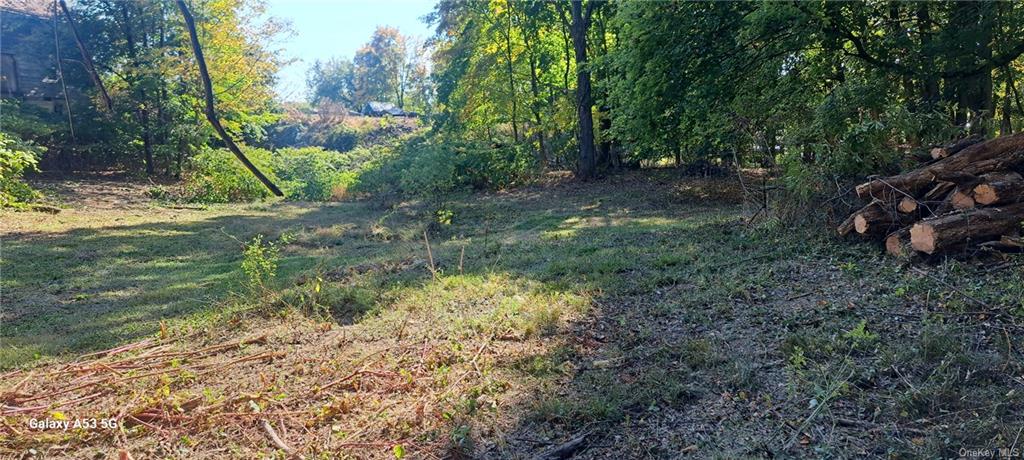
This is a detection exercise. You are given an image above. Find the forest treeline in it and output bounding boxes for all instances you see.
[3,0,1024,208]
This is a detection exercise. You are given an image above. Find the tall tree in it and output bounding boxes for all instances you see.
[177,0,282,196]
[354,26,406,106]
[570,0,597,179]
[307,58,356,106]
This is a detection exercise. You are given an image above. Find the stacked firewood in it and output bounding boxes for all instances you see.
[838,132,1024,257]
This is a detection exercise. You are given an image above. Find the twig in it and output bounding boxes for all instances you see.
[77,339,154,360]
[262,420,296,455]
[910,267,992,310]
[423,230,437,279]
[533,431,590,459]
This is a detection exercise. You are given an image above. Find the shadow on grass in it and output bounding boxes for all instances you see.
[0,202,407,367]
[4,171,1021,459]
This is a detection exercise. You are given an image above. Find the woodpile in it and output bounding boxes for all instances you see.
[839,133,1024,257]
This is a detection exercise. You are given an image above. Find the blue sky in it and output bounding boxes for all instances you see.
[264,0,437,102]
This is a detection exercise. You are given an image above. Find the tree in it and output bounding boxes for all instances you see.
[177,0,282,196]
[354,26,406,106]
[569,0,597,179]
[307,58,356,106]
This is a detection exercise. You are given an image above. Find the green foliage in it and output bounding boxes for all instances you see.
[241,234,279,288]
[0,132,43,207]
[843,320,879,349]
[181,147,278,203]
[182,146,362,203]
[274,147,358,201]
[320,126,362,152]
[0,100,60,141]
[10,0,285,174]
[307,58,357,106]
[355,135,536,199]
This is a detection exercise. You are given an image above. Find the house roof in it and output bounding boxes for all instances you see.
[0,0,54,18]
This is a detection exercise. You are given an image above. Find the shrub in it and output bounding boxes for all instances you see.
[181,147,278,203]
[274,147,357,201]
[321,125,361,152]
[0,132,43,207]
[182,146,362,203]
[241,234,279,288]
[355,135,536,200]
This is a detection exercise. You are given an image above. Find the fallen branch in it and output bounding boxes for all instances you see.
[262,420,296,455]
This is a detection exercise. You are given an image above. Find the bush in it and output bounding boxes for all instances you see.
[181,147,278,203]
[275,147,357,201]
[181,133,534,204]
[355,135,536,199]
[321,125,362,152]
[181,146,360,203]
[0,132,43,207]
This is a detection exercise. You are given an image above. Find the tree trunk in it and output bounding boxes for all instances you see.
[140,98,154,175]
[504,1,519,143]
[120,3,154,175]
[1002,76,1014,135]
[570,0,596,180]
[176,0,282,196]
[910,203,1024,254]
[950,1,995,134]
[58,0,112,112]
[916,3,939,105]
[521,22,547,168]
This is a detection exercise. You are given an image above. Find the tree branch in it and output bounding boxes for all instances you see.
[176,0,283,197]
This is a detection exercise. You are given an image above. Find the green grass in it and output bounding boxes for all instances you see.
[0,202,409,367]
[2,171,1023,458]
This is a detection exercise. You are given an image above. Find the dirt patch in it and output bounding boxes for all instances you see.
[30,176,163,211]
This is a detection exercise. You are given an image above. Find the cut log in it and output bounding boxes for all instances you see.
[973,172,1024,205]
[885,227,912,257]
[897,197,918,214]
[980,171,1024,183]
[837,201,883,236]
[949,187,976,210]
[929,134,984,160]
[909,203,1024,254]
[837,212,857,236]
[856,133,1024,200]
[853,201,905,236]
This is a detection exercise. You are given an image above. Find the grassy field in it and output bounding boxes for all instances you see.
[2,172,1023,458]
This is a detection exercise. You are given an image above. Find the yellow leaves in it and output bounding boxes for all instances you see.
[191,0,283,122]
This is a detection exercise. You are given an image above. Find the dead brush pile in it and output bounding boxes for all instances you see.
[0,279,573,459]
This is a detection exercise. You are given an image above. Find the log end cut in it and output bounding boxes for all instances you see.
[885,232,907,257]
[973,184,997,205]
[909,223,937,254]
[950,190,975,210]
[854,214,869,234]
[897,197,918,213]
